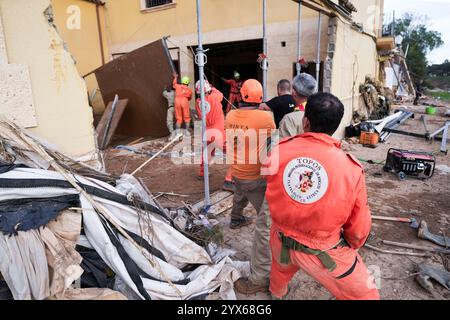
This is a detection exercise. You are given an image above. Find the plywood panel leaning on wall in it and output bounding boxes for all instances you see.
[94,39,174,138]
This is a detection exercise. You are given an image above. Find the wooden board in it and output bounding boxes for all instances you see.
[96,99,128,149]
[94,39,173,138]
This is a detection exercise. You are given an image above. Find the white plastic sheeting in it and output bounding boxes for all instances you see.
[0,230,49,300]
[0,167,242,300]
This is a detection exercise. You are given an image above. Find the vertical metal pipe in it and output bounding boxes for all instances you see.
[195,0,210,206]
[392,10,395,36]
[95,4,106,65]
[262,0,268,101]
[296,1,302,76]
[315,11,322,91]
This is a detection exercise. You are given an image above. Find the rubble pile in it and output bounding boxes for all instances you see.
[0,120,243,300]
[355,76,393,122]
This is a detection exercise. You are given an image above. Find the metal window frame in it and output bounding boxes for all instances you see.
[140,0,176,12]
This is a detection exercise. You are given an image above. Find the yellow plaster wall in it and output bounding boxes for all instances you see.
[331,19,378,138]
[0,0,97,158]
[52,0,109,113]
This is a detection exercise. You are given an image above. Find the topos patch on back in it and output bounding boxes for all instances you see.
[283,157,329,204]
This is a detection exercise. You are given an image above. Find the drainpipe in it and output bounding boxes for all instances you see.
[195,0,211,207]
[96,3,106,65]
[262,0,268,101]
[315,11,322,91]
[296,1,302,75]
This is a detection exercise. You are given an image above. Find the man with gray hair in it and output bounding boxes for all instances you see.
[278,73,317,138]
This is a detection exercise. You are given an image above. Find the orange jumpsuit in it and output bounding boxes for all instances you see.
[224,79,243,113]
[196,88,232,182]
[173,77,193,125]
[265,133,380,300]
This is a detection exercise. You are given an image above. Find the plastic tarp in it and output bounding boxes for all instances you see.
[0,167,242,300]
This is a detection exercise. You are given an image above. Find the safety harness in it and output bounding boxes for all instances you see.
[279,232,348,272]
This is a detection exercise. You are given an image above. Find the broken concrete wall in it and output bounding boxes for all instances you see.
[0,0,97,159]
[0,11,37,128]
[51,0,110,115]
[330,17,379,138]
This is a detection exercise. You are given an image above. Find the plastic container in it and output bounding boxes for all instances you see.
[426,106,437,115]
[360,131,379,147]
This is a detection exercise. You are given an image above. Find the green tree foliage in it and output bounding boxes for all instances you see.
[385,13,443,82]
[428,60,450,76]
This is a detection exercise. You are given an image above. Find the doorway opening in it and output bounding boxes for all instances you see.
[192,39,263,110]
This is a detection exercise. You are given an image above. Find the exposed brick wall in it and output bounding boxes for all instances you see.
[323,17,338,93]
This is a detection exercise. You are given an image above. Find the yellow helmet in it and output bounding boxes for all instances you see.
[181,76,190,85]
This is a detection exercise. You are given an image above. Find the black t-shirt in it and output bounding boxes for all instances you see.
[266,94,297,128]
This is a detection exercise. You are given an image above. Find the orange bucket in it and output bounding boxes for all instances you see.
[360,131,379,147]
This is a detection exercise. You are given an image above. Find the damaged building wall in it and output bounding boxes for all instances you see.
[330,18,379,138]
[0,10,37,128]
[351,0,384,37]
[54,0,328,109]
[52,0,110,114]
[0,0,97,158]
[50,0,383,139]
[323,0,383,138]
[155,16,329,102]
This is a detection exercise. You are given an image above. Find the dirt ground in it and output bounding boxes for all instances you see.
[104,102,450,300]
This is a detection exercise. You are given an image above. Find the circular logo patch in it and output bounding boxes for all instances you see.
[283,157,329,204]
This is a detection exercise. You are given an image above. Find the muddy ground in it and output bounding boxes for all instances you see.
[105,103,450,300]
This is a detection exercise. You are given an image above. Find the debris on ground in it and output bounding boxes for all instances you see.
[0,119,243,300]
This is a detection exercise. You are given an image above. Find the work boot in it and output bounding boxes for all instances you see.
[222,180,235,193]
[230,216,253,229]
[197,169,210,180]
[234,278,269,295]
[168,131,177,141]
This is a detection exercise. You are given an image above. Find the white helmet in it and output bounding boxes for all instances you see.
[195,80,212,95]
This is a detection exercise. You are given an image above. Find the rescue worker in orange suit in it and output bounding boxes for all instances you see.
[265,92,380,300]
[195,79,234,192]
[172,73,193,131]
[225,79,276,294]
[222,71,243,114]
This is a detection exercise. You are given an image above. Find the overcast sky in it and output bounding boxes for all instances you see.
[384,0,450,64]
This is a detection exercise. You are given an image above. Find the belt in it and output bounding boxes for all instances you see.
[278,232,348,272]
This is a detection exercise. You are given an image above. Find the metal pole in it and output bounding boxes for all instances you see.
[95,4,106,65]
[195,0,211,206]
[440,122,449,155]
[392,10,395,36]
[296,1,302,75]
[262,0,268,101]
[315,12,322,91]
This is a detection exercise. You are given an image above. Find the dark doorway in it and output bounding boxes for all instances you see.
[192,39,263,110]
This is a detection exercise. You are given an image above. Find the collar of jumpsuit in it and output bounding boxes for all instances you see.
[265,132,371,251]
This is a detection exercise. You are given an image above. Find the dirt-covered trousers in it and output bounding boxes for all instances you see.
[231,178,271,286]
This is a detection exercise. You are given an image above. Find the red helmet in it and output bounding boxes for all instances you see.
[240,79,263,104]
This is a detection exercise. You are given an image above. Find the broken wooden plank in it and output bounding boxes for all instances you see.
[96,98,128,150]
[127,137,144,146]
